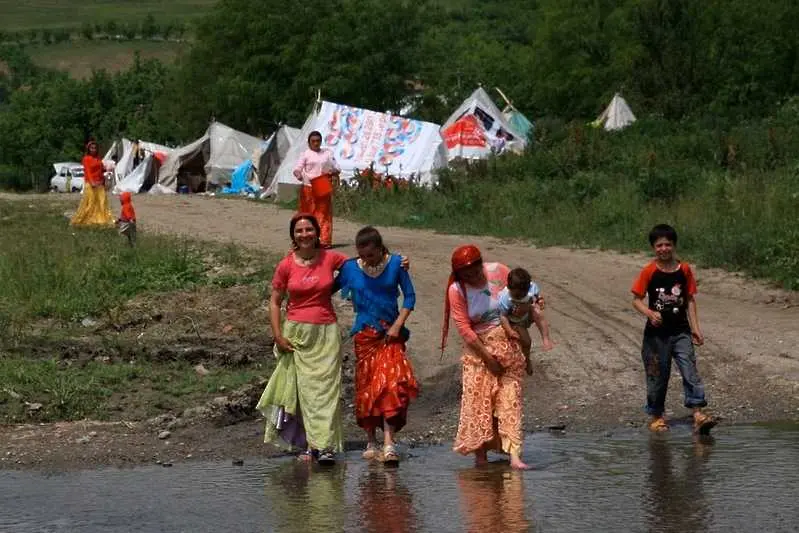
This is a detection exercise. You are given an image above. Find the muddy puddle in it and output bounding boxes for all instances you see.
[2,424,798,532]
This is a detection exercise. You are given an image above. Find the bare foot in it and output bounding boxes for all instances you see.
[474,450,488,467]
[510,457,532,470]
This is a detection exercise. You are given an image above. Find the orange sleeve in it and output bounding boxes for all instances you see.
[631,262,655,297]
[82,155,105,186]
[448,282,478,344]
[682,263,698,296]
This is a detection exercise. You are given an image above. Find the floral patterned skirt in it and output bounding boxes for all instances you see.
[453,325,526,456]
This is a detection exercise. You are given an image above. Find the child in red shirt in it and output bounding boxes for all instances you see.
[117,192,136,247]
[631,224,716,434]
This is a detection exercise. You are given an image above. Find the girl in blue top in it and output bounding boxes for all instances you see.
[336,226,418,465]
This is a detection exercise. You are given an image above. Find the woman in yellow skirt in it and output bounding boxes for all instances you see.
[71,139,114,226]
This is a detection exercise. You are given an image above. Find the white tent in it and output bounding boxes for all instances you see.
[155,121,266,193]
[205,121,263,186]
[593,93,636,131]
[441,87,527,159]
[113,153,156,194]
[265,101,447,201]
[113,138,173,191]
[255,125,301,187]
[157,133,210,192]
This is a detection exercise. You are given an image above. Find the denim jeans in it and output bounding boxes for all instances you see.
[641,332,707,416]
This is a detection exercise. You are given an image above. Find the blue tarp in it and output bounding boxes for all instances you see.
[222,159,258,195]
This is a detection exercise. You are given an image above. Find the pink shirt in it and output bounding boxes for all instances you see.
[292,148,341,186]
[272,250,348,324]
[447,262,510,343]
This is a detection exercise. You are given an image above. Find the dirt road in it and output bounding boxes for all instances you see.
[2,193,798,469]
[136,195,799,427]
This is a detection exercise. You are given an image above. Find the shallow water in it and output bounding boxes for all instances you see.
[2,424,798,532]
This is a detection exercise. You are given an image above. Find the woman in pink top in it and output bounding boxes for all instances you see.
[441,244,539,470]
[293,131,340,248]
[256,212,408,466]
[256,212,348,465]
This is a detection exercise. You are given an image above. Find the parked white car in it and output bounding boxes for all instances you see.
[50,162,85,193]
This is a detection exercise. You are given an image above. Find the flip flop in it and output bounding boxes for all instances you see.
[297,450,314,463]
[648,417,669,433]
[318,449,336,466]
[362,445,379,461]
[694,414,718,436]
[382,445,400,467]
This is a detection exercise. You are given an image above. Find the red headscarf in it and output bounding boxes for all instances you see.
[441,244,483,354]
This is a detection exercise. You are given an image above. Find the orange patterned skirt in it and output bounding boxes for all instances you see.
[453,326,526,456]
[353,326,419,432]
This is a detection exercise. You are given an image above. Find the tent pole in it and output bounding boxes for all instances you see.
[495,87,514,110]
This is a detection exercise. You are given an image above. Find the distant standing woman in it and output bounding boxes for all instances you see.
[71,139,114,227]
[293,131,340,248]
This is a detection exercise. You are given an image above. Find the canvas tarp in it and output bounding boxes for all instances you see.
[442,114,491,160]
[112,153,156,194]
[156,133,210,192]
[205,121,263,186]
[502,107,534,141]
[593,93,636,131]
[255,125,301,187]
[442,87,527,159]
[265,101,447,201]
[113,138,173,190]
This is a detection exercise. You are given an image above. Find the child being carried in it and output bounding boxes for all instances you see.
[498,267,554,374]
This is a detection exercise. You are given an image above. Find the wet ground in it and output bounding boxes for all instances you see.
[2,424,798,532]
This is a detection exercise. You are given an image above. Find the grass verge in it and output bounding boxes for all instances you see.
[334,117,799,290]
[0,197,275,423]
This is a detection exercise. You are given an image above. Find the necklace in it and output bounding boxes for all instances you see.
[295,251,317,266]
[358,254,388,278]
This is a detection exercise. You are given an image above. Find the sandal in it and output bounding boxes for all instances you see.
[382,445,400,467]
[318,449,336,466]
[297,450,315,463]
[648,417,669,433]
[362,444,379,460]
[693,413,718,435]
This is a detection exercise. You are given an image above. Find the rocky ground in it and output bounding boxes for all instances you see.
[2,194,798,471]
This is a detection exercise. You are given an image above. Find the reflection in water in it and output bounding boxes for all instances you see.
[644,435,714,533]
[263,461,347,533]
[1,426,797,533]
[457,466,534,533]
[357,466,417,533]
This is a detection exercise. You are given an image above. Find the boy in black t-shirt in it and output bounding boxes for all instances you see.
[631,224,717,434]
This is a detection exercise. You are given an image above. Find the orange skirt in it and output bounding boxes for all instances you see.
[453,326,525,456]
[353,326,419,432]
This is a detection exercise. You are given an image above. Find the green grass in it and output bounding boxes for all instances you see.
[0,197,276,423]
[27,40,186,78]
[0,356,267,422]
[0,197,274,336]
[335,117,799,291]
[0,0,216,31]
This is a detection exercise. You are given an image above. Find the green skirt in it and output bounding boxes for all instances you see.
[256,320,343,452]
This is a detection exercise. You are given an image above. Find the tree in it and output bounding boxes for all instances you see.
[105,20,118,37]
[81,22,94,41]
[141,14,158,39]
[163,0,426,138]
